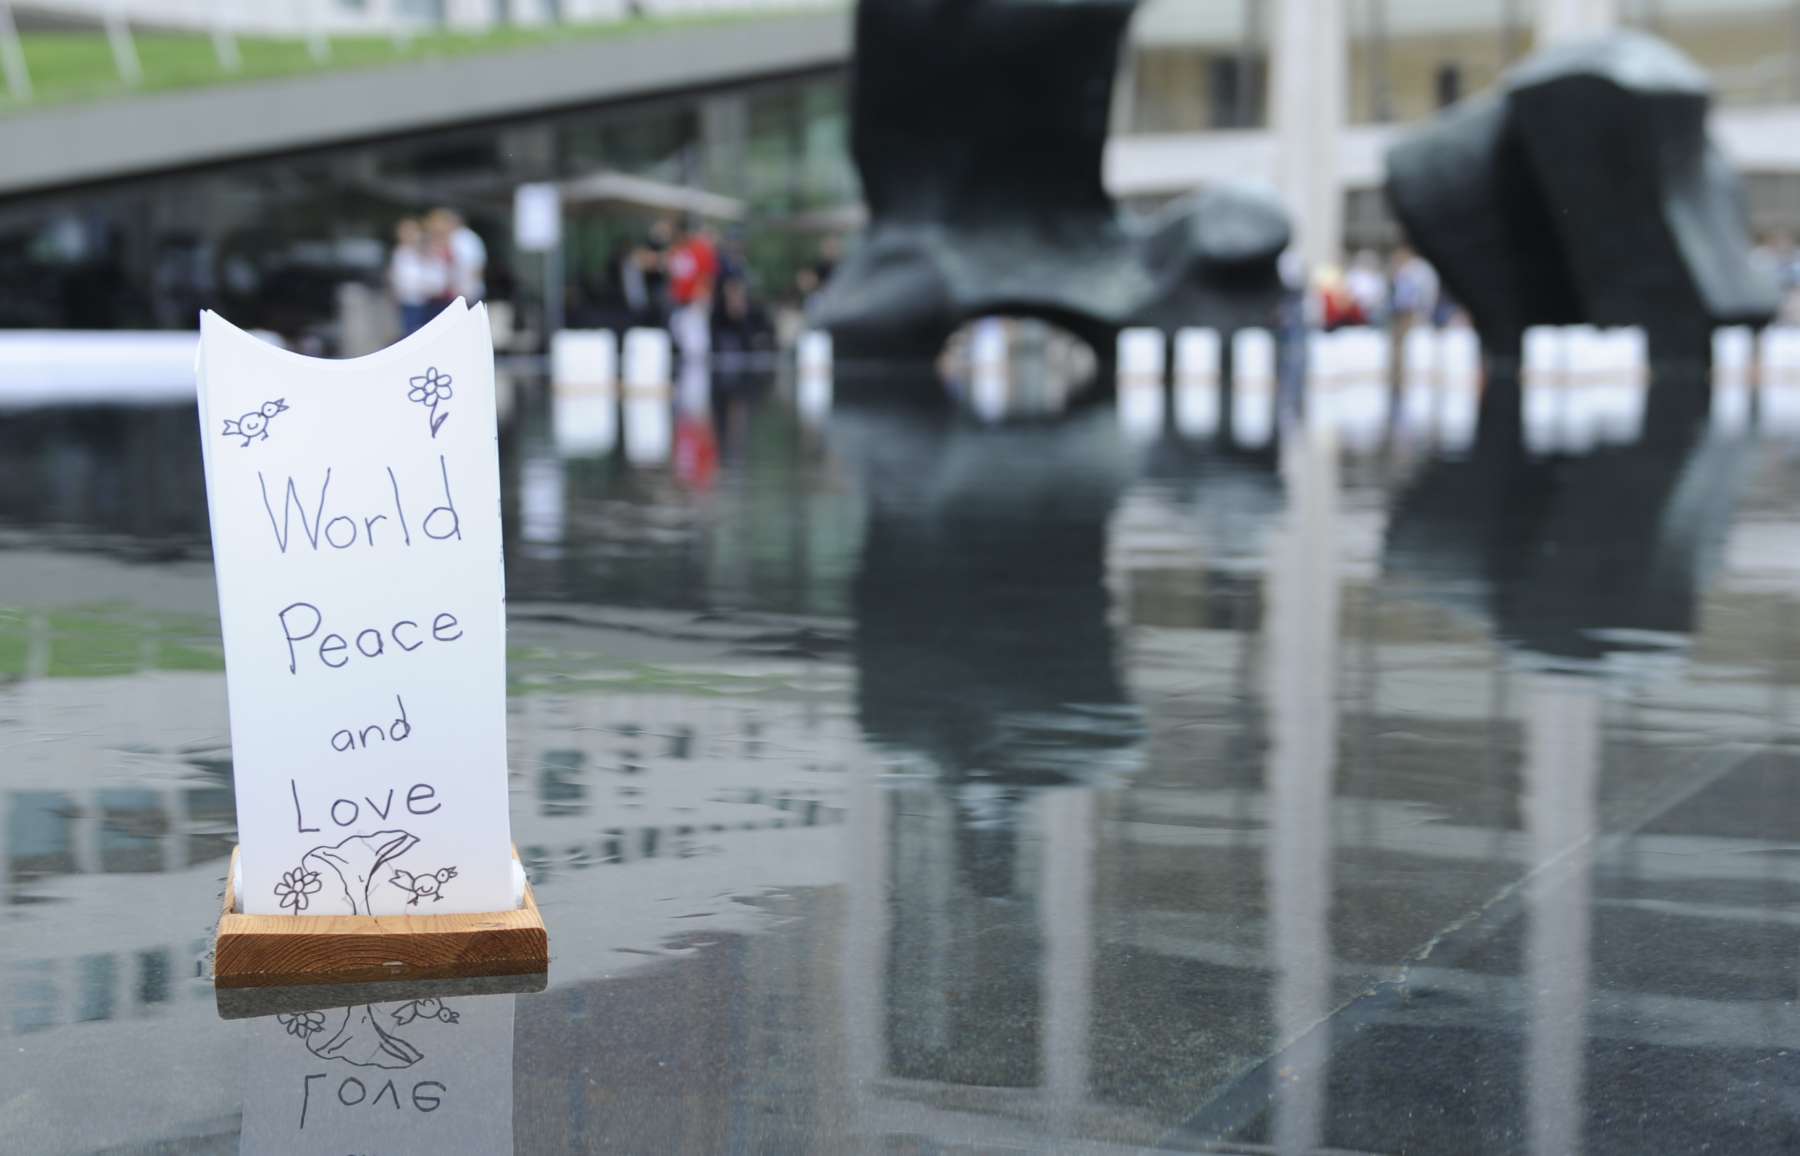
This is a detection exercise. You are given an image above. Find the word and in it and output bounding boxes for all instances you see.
[331,694,413,753]
[277,603,463,675]
[258,456,462,555]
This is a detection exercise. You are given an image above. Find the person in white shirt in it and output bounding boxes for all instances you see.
[1390,245,1440,326]
[389,218,447,335]
[1344,249,1390,328]
[428,208,487,303]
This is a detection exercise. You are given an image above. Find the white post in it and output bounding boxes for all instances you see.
[0,1,31,103]
[1272,0,1346,276]
[447,0,498,33]
[1522,674,1599,1156]
[212,0,242,73]
[1039,789,1095,1132]
[1265,431,1340,1155]
[1537,0,1618,45]
[380,0,414,51]
[841,756,891,1135]
[303,0,332,63]
[105,3,143,88]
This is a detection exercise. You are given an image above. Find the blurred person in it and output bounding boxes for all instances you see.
[1388,244,1440,409]
[622,217,675,326]
[1316,264,1364,330]
[1345,249,1388,328]
[794,235,843,304]
[668,217,720,313]
[668,218,720,364]
[1390,245,1440,329]
[450,210,487,302]
[1757,231,1800,323]
[423,211,461,314]
[710,276,775,382]
[388,217,445,335]
[717,227,753,286]
[1276,245,1312,406]
[426,208,486,303]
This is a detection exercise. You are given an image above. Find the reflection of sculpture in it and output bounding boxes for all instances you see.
[1383,414,1745,662]
[835,402,1142,782]
[809,0,1290,360]
[1387,32,1779,367]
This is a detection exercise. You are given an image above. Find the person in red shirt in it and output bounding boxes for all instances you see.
[668,220,720,309]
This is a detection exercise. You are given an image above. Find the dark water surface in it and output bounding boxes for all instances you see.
[4,372,1800,1154]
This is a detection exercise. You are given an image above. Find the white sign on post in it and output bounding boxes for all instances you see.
[197,301,514,917]
[513,182,561,253]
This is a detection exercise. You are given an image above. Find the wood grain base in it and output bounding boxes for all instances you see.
[214,846,549,989]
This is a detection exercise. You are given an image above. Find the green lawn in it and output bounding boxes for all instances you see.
[0,13,796,116]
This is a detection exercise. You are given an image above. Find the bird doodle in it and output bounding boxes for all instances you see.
[220,398,290,447]
[391,865,459,906]
[392,998,460,1026]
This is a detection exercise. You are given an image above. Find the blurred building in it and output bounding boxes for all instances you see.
[13,0,816,34]
[8,0,1800,337]
[0,6,854,338]
[1114,0,1800,265]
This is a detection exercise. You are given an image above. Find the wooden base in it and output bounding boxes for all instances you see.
[214,846,548,989]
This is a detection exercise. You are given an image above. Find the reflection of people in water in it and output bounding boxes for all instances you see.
[709,277,775,381]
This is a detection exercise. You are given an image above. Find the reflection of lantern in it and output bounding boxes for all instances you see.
[239,991,517,1156]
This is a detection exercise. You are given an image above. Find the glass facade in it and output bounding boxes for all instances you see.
[0,67,855,341]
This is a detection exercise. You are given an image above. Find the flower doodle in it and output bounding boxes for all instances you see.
[273,865,323,914]
[407,367,452,439]
[220,398,289,447]
[277,1011,327,1039]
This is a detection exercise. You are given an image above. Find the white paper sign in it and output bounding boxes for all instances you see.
[197,301,514,916]
[513,182,561,253]
[238,993,515,1155]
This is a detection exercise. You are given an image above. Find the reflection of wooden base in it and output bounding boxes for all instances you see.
[216,970,548,1019]
[214,846,549,989]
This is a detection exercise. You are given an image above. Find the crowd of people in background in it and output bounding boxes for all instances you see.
[380,204,848,374]
[1312,245,1449,333]
[388,208,487,334]
[617,215,777,366]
